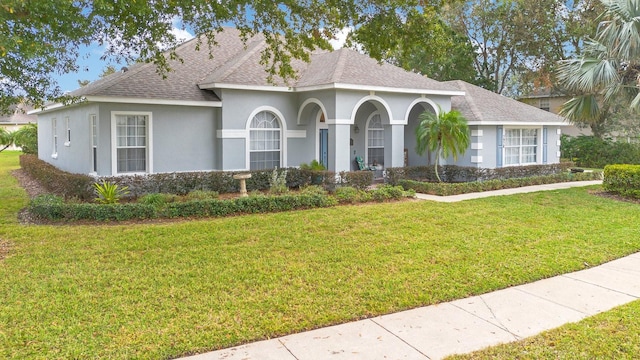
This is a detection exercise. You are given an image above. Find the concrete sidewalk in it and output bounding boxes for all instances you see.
[184,251,640,360]
[414,180,602,202]
[182,180,627,360]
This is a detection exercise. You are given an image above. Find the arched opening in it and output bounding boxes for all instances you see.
[405,101,437,167]
[350,97,392,170]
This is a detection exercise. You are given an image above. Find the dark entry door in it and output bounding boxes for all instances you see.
[319,129,328,169]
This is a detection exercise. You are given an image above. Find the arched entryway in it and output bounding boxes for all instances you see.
[350,96,392,171]
[405,100,438,167]
[298,98,328,168]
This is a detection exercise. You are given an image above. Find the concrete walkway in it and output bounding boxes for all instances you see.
[182,180,636,360]
[415,180,602,202]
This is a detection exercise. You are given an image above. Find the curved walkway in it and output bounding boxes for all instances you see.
[415,180,602,202]
[183,180,640,360]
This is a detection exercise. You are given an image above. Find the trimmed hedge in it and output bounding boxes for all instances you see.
[339,170,374,190]
[399,172,602,196]
[603,164,640,199]
[19,155,94,200]
[386,163,571,185]
[19,155,339,199]
[28,185,414,222]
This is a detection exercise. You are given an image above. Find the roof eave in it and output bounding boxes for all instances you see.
[467,121,570,126]
[199,82,293,92]
[30,96,221,115]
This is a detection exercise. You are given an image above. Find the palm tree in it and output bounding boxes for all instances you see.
[415,108,470,182]
[557,0,640,127]
[0,128,14,153]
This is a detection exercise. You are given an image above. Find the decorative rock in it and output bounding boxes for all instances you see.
[233,173,252,197]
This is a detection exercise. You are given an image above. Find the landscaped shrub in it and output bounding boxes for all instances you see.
[139,193,176,207]
[561,135,640,168]
[334,186,371,204]
[93,181,129,204]
[603,164,640,199]
[386,163,570,184]
[399,172,602,196]
[20,155,94,200]
[269,168,289,194]
[339,171,374,190]
[29,198,157,221]
[369,185,414,202]
[186,190,219,200]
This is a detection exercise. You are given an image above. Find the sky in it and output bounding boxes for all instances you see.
[54,25,350,93]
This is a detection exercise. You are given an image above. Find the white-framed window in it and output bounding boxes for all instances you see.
[539,98,550,112]
[249,110,281,170]
[64,116,71,146]
[366,113,384,166]
[111,112,151,174]
[90,114,97,173]
[504,128,540,166]
[51,118,58,158]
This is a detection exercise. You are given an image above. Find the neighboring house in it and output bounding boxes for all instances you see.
[1,103,36,151]
[32,28,568,177]
[520,90,592,138]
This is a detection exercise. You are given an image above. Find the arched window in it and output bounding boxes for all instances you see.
[367,113,384,166]
[249,111,281,170]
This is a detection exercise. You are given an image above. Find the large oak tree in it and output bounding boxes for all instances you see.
[1,0,437,114]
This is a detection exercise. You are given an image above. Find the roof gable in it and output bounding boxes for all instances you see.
[445,80,568,125]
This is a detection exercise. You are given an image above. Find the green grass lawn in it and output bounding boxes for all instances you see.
[0,151,639,359]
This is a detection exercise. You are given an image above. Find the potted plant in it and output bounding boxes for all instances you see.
[300,160,326,185]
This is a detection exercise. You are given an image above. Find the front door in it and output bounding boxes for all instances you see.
[319,128,328,169]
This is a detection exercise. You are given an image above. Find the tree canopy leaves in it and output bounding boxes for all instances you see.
[0,0,431,114]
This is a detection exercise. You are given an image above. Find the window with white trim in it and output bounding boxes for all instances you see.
[367,113,384,166]
[249,111,281,170]
[64,116,71,146]
[539,98,550,112]
[504,128,539,166]
[115,114,148,173]
[90,114,97,173]
[51,118,58,158]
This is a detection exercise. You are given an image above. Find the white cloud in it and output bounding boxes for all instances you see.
[328,27,351,50]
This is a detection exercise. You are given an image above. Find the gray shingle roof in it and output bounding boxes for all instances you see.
[0,103,36,124]
[73,27,460,100]
[445,80,568,125]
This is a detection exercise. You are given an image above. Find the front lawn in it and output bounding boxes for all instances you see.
[0,151,639,359]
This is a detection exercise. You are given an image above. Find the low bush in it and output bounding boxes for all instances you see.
[20,155,94,200]
[186,190,219,201]
[603,164,640,199]
[334,186,371,204]
[399,172,601,196]
[339,171,374,190]
[386,163,570,184]
[29,196,157,221]
[139,193,176,207]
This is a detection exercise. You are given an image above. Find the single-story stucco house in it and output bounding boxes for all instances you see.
[32,27,568,176]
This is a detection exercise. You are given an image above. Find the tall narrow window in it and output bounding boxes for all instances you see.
[249,111,281,170]
[115,114,148,173]
[90,114,97,173]
[52,118,58,157]
[65,116,71,145]
[504,128,539,165]
[367,113,384,166]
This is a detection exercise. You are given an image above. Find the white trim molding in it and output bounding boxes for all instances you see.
[471,129,484,137]
[217,129,248,138]
[286,130,307,138]
[295,82,465,96]
[471,143,483,150]
[468,121,568,126]
[297,98,328,125]
[350,95,393,126]
[199,82,293,93]
[557,139,562,146]
[557,128,562,135]
[556,151,561,157]
[86,96,221,107]
[404,98,440,123]
[471,156,483,163]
